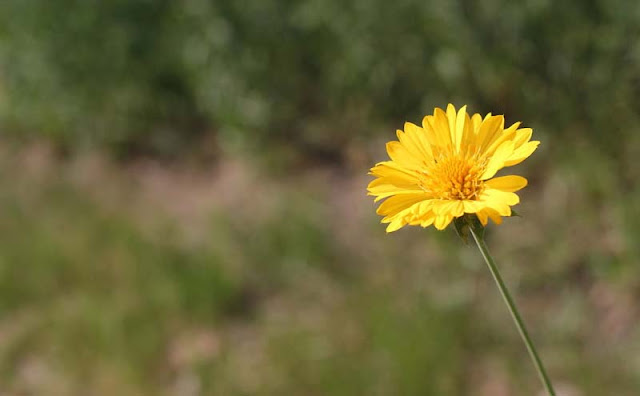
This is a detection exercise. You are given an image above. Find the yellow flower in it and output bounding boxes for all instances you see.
[368,104,539,232]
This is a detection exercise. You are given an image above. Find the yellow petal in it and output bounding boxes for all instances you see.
[385,141,423,169]
[482,189,520,206]
[434,214,454,230]
[463,200,484,213]
[407,205,436,227]
[376,194,429,216]
[484,175,528,192]
[483,202,512,217]
[454,105,468,153]
[369,161,418,181]
[480,140,515,180]
[410,199,435,216]
[420,217,435,227]
[386,216,408,232]
[367,174,418,191]
[476,115,504,151]
[367,174,424,201]
[428,107,453,149]
[369,188,424,202]
[471,113,483,132]
[477,189,516,216]
[476,209,489,226]
[401,122,433,160]
[483,121,520,157]
[512,128,532,148]
[383,199,432,232]
[485,208,504,224]
[446,104,458,148]
[504,141,540,167]
[463,113,481,148]
[432,200,464,217]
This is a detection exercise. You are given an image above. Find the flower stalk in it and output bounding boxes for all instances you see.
[468,222,556,396]
[367,104,551,391]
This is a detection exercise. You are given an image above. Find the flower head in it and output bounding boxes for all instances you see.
[368,104,539,232]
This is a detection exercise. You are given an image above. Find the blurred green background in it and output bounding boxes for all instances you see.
[0,0,639,394]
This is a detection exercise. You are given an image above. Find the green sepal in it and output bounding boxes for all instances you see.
[453,216,470,244]
[466,214,485,240]
[454,214,485,243]
[454,214,485,244]
[510,209,521,217]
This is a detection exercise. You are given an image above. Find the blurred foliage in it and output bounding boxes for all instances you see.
[2,0,640,163]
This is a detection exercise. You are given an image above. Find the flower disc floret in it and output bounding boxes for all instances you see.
[418,153,486,200]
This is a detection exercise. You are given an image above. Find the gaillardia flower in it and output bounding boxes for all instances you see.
[368,104,539,232]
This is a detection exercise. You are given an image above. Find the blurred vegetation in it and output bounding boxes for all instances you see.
[2,0,640,163]
[0,0,639,394]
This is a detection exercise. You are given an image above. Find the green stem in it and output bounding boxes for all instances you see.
[469,227,556,396]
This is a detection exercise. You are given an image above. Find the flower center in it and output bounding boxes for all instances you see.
[418,153,485,200]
